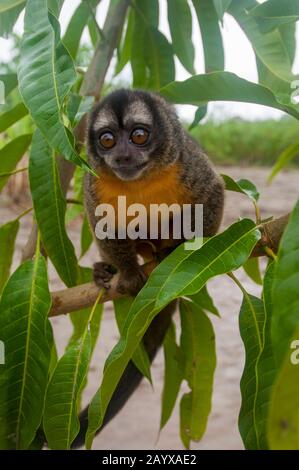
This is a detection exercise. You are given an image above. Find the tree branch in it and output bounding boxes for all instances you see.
[251,213,289,257]
[49,213,290,317]
[80,0,131,98]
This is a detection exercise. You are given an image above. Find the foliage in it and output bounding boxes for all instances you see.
[190,117,299,167]
[0,0,299,451]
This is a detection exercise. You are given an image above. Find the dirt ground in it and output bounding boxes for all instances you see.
[1,166,298,450]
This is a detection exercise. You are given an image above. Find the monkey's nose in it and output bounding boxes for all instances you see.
[115,155,133,166]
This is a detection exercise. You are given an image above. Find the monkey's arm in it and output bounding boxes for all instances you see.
[94,237,147,296]
[84,174,146,296]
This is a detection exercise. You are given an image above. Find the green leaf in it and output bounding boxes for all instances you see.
[130,11,147,88]
[114,297,152,382]
[0,73,18,98]
[0,102,28,133]
[29,130,78,287]
[88,16,99,47]
[222,174,260,201]
[279,23,296,66]
[179,393,192,449]
[0,2,24,37]
[0,250,53,449]
[63,0,99,59]
[18,0,89,171]
[213,0,232,20]
[256,58,290,97]
[47,0,64,17]
[268,325,299,449]
[67,268,103,408]
[249,0,299,19]
[268,141,299,182]
[271,199,299,365]
[68,301,103,412]
[131,2,174,90]
[179,299,216,442]
[186,284,220,316]
[69,303,103,353]
[160,321,184,430]
[189,106,207,130]
[44,293,103,449]
[167,0,195,74]
[192,0,224,72]
[115,8,134,75]
[135,0,159,27]
[130,0,159,88]
[228,0,293,83]
[155,219,260,309]
[66,94,94,128]
[85,219,260,448]
[145,28,175,90]
[160,71,299,120]
[254,16,294,35]
[243,257,262,285]
[65,165,85,223]
[0,219,19,295]
[80,217,93,258]
[0,0,26,13]
[238,265,276,450]
[0,134,32,192]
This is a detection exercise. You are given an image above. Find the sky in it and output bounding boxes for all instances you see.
[0,0,298,122]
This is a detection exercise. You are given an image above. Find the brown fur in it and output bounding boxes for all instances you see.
[73,89,225,448]
[84,88,224,295]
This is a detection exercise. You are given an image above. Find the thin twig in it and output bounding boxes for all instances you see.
[0,167,28,178]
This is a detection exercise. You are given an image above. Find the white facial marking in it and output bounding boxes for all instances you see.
[93,108,117,131]
[123,101,152,127]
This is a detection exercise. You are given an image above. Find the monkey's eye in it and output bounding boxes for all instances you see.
[130,128,149,146]
[99,131,116,149]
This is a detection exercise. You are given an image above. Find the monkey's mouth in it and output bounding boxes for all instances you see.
[112,161,149,179]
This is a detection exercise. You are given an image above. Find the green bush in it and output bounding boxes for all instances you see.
[190,117,299,166]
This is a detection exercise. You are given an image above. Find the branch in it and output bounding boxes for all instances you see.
[49,213,290,317]
[251,213,289,257]
[80,0,131,98]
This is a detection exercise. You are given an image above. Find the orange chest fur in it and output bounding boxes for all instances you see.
[93,164,193,214]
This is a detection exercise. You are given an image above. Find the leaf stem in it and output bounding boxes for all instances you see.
[66,198,83,205]
[16,207,33,221]
[227,271,246,295]
[263,246,277,261]
[0,167,28,178]
[254,201,261,225]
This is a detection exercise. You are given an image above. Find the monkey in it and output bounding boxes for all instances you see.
[72,89,224,448]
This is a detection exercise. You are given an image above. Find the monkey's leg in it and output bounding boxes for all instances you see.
[72,300,176,448]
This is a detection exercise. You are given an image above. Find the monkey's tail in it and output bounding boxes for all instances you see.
[71,301,176,448]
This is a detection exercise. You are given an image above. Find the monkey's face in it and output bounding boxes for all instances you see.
[94,121,153,181]
[88,90,176,181]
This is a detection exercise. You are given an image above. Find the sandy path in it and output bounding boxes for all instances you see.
[1,166,298,450]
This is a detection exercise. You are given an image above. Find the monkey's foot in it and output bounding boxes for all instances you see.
[93,262,114,290]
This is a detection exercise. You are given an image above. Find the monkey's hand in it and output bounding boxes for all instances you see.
[93,262,147,296]
[93,262,115,290]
